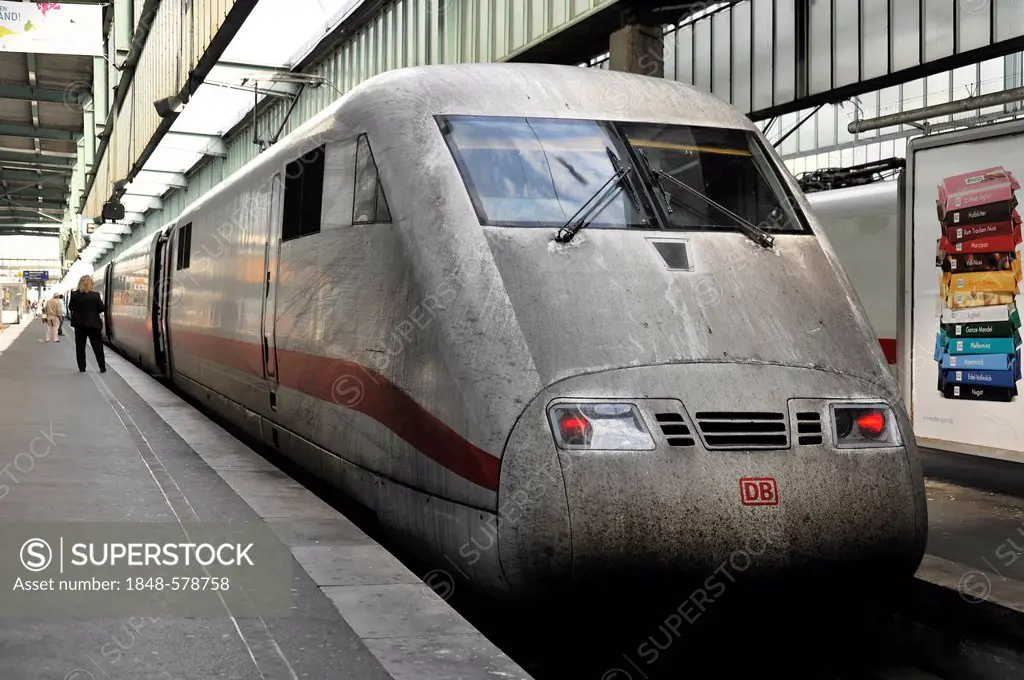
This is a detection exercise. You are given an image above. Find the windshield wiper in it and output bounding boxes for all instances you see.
[607,147,642,214]
[648,168,775,249]
[637,149,674,216]
[554,147,637,244]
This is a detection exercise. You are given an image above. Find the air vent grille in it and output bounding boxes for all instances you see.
[694,412,788,449]
[654,412,694,447]
[796,411,822,445]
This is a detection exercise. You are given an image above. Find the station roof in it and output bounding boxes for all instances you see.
[115,0,361,221]
[0,50,89,237]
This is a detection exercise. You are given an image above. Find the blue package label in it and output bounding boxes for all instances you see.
[947,337,1018,355]
[942,368,1019,389]
[941,353,1013,370]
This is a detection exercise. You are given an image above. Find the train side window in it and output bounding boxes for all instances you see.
[353,133,391,224]
[176,223,192,270]
[282,145,326,241]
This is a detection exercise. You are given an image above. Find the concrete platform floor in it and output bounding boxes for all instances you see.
[5,317,1024,678]
[0,320,529,680]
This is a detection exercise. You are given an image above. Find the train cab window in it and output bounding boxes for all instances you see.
[439,115,808,236]
[618,123,808,234]
[282,145,326,241]
[176,223,192,270]
[353,133,391,224]
[438,116,647,229]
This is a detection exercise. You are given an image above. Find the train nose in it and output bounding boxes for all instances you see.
[497,363,928,595]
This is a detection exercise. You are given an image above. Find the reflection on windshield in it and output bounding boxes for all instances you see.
[439,115,807,234]
[441,116,647,228]
[621,124,799,232]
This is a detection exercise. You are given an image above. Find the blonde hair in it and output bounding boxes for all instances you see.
[77,275,94,293]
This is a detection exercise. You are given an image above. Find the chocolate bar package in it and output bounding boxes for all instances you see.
[941,368,1018,389]
[939,167,1020,207]
[943,320,1017,338]
[946,290,1017,309]
[941,352,1015,371]
[939,167,1021,226]
[942,382,1015,402]
[941,251,1015,273]
[942,269,1021,296]
[941,231,1022,255]
[944,335,1019,355]
[941,302,1019,324]
[945,215,1020,244]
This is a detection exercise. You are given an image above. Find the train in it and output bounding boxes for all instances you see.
[805,180,900,370]
[87,63,927,599]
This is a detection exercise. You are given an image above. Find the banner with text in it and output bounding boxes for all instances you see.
[0,2,103,56]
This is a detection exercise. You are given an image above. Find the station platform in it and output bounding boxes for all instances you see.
[0,320,530,680]
[4,318,1024,680]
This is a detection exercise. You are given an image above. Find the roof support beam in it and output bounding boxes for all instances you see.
[0,188,71,202]
[0,172,70,186]
[0,124,77,141]
[0,228,61,237]
[0,209,64,222]
[0,147,77,159]
[1,196,67,210]
[0,151,75,167]
[0,83,90,105]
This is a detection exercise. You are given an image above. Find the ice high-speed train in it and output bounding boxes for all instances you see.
[93,64,927,597]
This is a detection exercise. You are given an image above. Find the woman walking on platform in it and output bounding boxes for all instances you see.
[68,275,106,373]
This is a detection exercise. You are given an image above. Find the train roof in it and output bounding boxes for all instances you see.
[115,64,760,255]
[805,180,898,217]
[341,63,757,131]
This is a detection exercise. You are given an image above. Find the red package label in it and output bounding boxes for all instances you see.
[938,167,1020,213]
[942,251,1016,273]
[941,198,1018,226]
[945,231,1022,254]
[946,218,1019,244]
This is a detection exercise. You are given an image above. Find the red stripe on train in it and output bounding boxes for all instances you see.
[170,329,502,491]
[878,338,897,364]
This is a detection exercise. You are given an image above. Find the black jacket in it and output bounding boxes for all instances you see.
[68,290,105,330]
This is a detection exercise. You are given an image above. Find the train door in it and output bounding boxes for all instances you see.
[152,231,170,373]
[261,175,283,410]
[103,265,114,341]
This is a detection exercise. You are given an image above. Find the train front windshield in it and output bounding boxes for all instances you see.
[439,115,808,235]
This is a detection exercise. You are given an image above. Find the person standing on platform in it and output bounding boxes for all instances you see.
[43,293,62,343]
[57,294,67,337]
[67,275,106,373]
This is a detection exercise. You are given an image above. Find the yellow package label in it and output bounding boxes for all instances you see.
[945,291,1017,309]
[942,269,1020,294]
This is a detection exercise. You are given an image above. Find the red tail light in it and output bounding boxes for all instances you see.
[558,412,592,446]
[856,410,886,439]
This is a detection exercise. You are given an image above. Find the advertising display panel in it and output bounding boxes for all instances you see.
[0,2,103,56]
[904,120,1024,459]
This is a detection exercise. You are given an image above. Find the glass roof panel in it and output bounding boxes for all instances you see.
[171,82,266,137]
[122,177,171,197]
[120,195,156,214]
[142,146,206,174]
[219,0,363,68]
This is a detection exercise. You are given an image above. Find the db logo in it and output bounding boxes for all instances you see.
[739,477,779,506]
